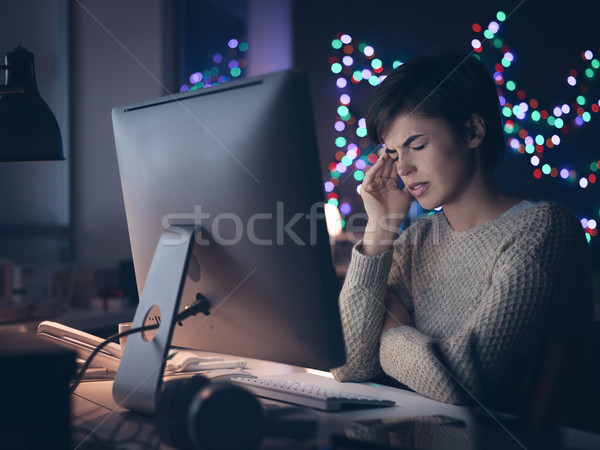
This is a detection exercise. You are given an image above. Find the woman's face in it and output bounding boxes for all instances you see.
[382,114,481,211]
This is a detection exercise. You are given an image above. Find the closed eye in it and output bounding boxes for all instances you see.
[385,148,399,161]
[412,144,426,150]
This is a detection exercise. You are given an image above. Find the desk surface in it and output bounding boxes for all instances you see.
[71,356,600,450]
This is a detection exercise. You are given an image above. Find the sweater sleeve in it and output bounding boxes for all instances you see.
[379,207,593,406]
[330,243,393,381]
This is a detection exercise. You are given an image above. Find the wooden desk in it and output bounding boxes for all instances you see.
[70,357,600,449]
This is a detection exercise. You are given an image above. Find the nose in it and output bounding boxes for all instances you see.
[395,150,414,177]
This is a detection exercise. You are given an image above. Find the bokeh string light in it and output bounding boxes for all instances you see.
[326,13,599,242]
[180,38,248,92]
[470,13,599,242]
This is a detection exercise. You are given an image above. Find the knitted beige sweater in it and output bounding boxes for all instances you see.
[331,202,593,410]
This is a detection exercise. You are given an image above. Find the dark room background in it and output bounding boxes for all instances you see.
[1,0,598,312]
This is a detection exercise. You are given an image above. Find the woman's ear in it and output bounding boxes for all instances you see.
[465,113,486,149]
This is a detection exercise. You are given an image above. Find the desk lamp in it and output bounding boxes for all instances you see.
[0,46,63,162]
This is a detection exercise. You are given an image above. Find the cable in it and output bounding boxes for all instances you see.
[69,295,212,394]
[69,323,157,394]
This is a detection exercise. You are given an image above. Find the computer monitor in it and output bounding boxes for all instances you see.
[111,70,345,411]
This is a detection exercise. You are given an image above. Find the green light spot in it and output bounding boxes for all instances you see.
[554,118,564,128]
[335,137,347,148]
[493,38,503,48]
[368,75,379,86]
[583,112,591,122]
[525,144,535,154]
[586,234,591,243]
[331,63,342,74]
[586,68,595,78]
[230,67,241,77]
[512,105,521,115]
[531,110,541,121]
[331,39,342,49]
[340,219,346,229]
[506,80,516,91]
[535,135,545,145]
[502,106,512,117]
[337,105,350,117]
[238,42,248,52]
[330,171,341,179]
[328,198,339,206]
[352,70,363,81]
[392,60,402,69]
[504,124,514,134]
[577,95,586,105]
[502,58,511,68]
[590,162,598,172]
[358,43,366,52]
[353,170,365,181]
[342,156,352,166]
[371,58,383,69]
[547,116,555,126]
[190,84,201,91]
[496,11,506,21]
[542,164,551,175]
[484,30,494,39]
[356,127,367,137]
[592,59,600,69]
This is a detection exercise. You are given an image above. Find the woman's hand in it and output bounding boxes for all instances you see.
[361,152,413,255]
[381,289,414,342]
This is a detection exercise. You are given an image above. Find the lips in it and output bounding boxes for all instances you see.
[408,182,429,197]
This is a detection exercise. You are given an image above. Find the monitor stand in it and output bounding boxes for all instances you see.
[113,225,196,415]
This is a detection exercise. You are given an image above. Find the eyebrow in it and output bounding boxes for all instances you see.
[402,134,425,147]
[385,134,426,152]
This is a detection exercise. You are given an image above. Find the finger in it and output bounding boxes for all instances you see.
[381,152,396,179]
[363,152,387,184]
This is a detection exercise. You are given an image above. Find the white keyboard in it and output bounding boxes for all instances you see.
[231,377,395,411]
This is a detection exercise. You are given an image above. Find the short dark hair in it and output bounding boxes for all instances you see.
[366,54,505,171]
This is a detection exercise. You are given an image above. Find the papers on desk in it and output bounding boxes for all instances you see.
[76,351,248,380]
[37,320,246,380]
[165,352,247,373]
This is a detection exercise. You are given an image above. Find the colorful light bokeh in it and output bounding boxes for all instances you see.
[326,14,599,242]
[180,38,248,92]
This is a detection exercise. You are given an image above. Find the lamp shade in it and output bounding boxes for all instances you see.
[0,46,63,162]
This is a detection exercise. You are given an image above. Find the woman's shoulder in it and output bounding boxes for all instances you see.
[497,201,588,258]
[397,201,583,245]
[507,201,582,231]
[393,200,584,248]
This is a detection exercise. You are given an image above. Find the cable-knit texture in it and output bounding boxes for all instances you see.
[331,202,594,409]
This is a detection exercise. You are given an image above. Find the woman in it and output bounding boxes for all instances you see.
[331,54,594,420]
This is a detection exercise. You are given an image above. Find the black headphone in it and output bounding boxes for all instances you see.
[156,375,264,450]
[155,375,318,450]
